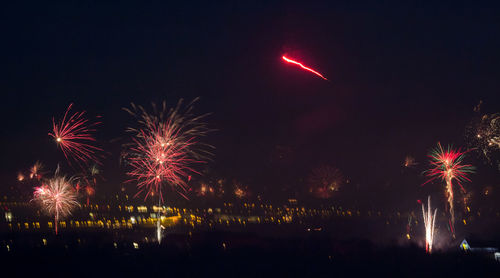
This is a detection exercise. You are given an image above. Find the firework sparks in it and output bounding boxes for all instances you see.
[123,98,213,243]
[49,104,103,168]
[233,183,249,199]
[403,155,417,168]
[33,174,79,235]
[424,143,475,235]
[422,196,437,253]
[79,164,101,205]
[29,161,43,180]
[196,183,215,197]
[308,165,344,199]
[282,55,328,80]
[468,112,500,163]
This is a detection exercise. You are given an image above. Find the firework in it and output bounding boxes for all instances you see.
[282,55,328,80]
[33,173,79,235]
[79,164,101,205]
[123,98,213,243]
[29,161,44,180]
[468,112,500,163]
[422,196,437,253]
[17,172,25,182]
[424,143,475,235]
[233,183,249,199]
[403,155,417,168]
[196,183,215,197]
[49,104,103,168]
[307,165,344,199]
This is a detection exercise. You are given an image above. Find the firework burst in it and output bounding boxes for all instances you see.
[468,112,500,163]
[49,104,103,168]
[33,173,79,234]
[422,196,437,254]
[233,183,249,199]
[123,98,213,243]
[29,161,44,180]
[403,155,418,168]
[307,165,344,199]
[424,143,475,235]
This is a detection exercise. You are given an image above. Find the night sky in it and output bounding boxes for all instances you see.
[1,2,499,207]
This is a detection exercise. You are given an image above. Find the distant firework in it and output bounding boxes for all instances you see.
[467,112,500,164]
[424,143,474,236]
[196,183,215,197]
[33,172,79,234]
[29,161,43,180]
[79,164,101,205]
[49,104,103,168]
[282,55,328,80]
[403,155,417,168]
[17,172,25,182]
[234,183,249,199]
[422,196,437,254]
[308,165,344,199]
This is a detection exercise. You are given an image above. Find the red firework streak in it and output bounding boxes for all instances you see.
[49,104,103,167]
[282,55,328,80]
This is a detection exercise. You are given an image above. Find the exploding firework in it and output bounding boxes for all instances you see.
[79,164,101,205]
[282,55,328,80]
[123,98,213,243]
[29,161,44,180]
[403,155,418,168]
[233,183,249,199]
[307,165,344,199]
[33,173,79,234]
[49,104,103,168]
[467,112,500,163]
[424,143,475,235]
[196,183,215,197]
[422,196,437,253]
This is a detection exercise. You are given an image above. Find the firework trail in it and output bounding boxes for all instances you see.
[49,104,103,168]
[307,165,344,199]
[33,171,79,235]
[282,55,328,80]
[424,143,474,236]
[422,196,437,253]
[123,98,213,243]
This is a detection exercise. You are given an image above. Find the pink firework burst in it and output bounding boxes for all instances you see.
[49,104,103,168]
[123,98,213,201]
[33,174,79,234]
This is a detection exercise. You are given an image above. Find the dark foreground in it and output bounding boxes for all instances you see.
[1,231,499,278]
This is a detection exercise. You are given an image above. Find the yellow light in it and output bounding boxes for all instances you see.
[56,137,62,142]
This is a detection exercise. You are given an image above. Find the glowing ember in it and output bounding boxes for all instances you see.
[33,172,79,235]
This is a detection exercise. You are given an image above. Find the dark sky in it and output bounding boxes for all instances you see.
[1,1,499,206]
